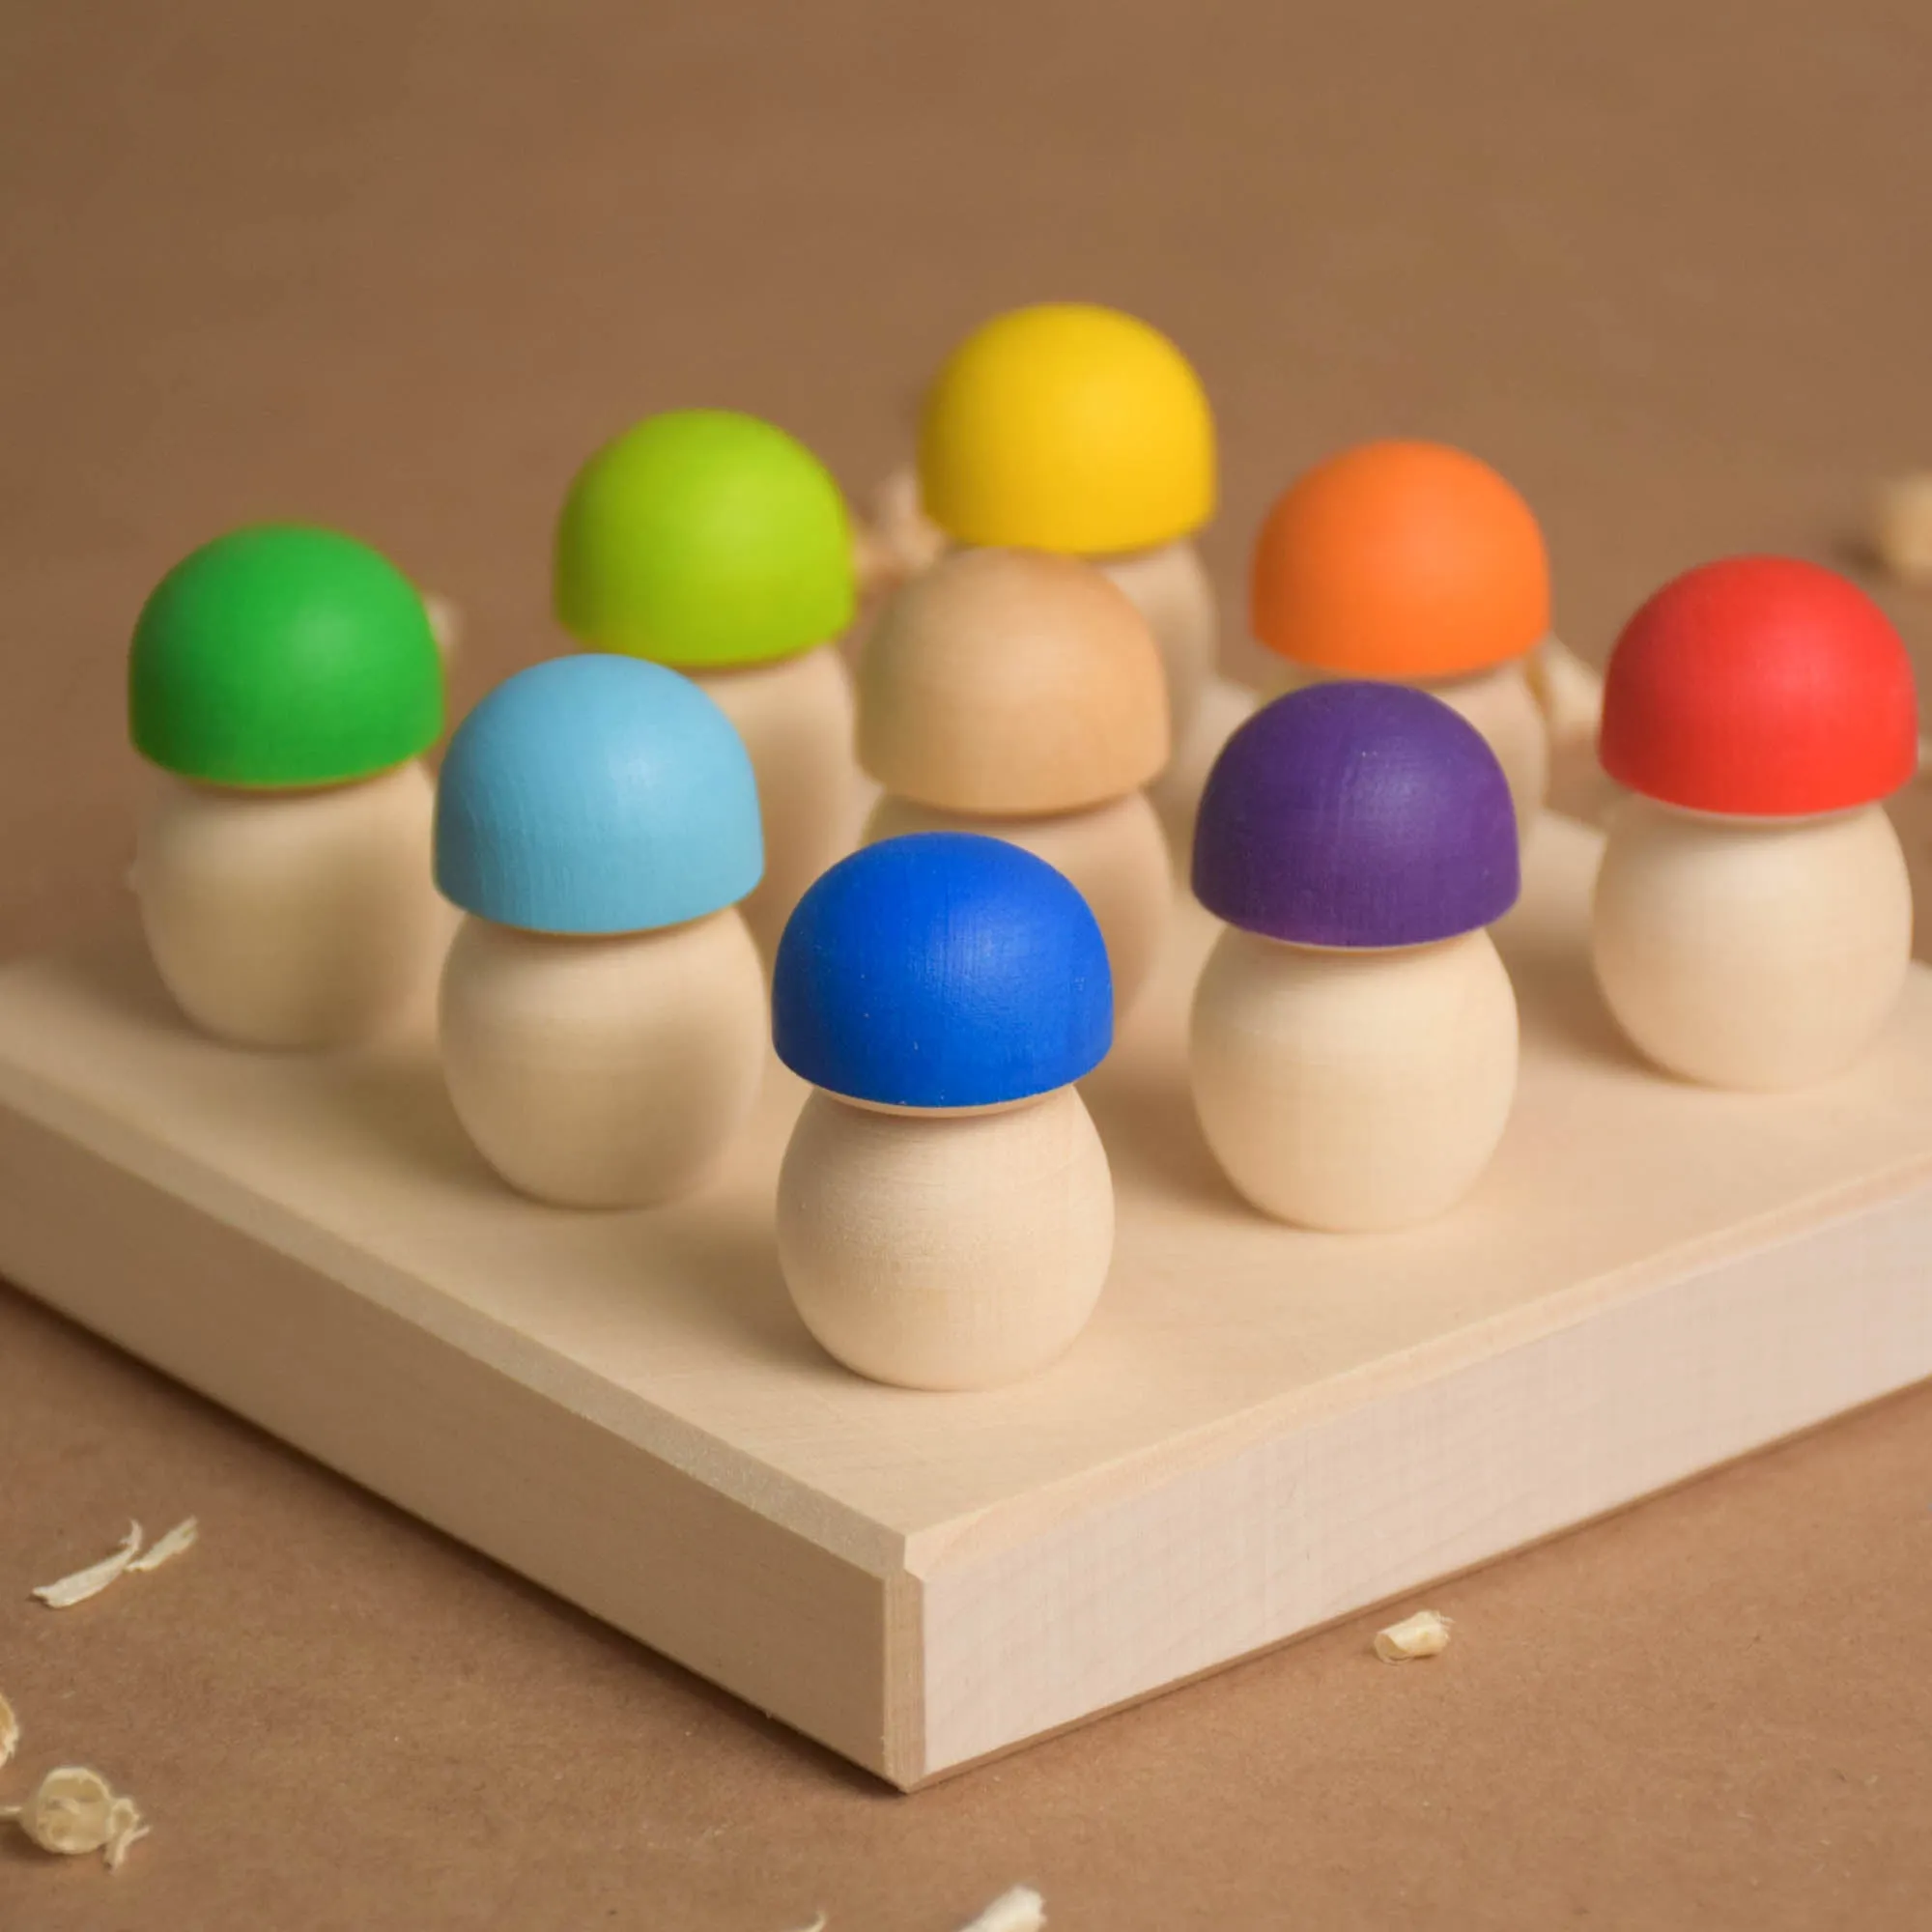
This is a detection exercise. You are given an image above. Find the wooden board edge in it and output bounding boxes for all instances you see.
[896,1373,1928,1792]
[880,1570,928,1789]
[913,1179,1932,1771]
[0,1094,912,1783]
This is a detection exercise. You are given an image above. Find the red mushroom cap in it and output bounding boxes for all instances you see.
[1600,556,1918,816]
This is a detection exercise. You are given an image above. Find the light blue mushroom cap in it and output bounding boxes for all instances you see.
[434,655,763,934]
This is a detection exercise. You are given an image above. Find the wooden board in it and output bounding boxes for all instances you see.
[1,811,1929,1789]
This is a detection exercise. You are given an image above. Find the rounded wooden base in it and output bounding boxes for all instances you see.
[777,1086,1114,1390]
[1190,926,1520,1231]
[133,762,451,1050]
[1097,537,1216,749]
[1591,799,1913,1092]
[697,645,860,957]
[439,909,766,1207]
[865,789,1171,1017]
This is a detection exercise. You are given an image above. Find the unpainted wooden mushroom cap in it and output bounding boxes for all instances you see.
[859,548,1170,815]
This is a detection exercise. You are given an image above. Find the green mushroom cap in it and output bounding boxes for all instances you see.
[129,525,445,789]
[554,410,856,669]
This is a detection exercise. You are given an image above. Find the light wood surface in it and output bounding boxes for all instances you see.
[858,548,1169,815]
[865,789,1171,1017]
[6,7,1932,1918]
[1094,538,1218,747]
[1591,797,1913,1090]
[696,643,861,956]
[1429,660,1550,831]
[1189,925,1520,1230]
[5,813,1932,1788]
[855,476,1217,794]
[777,1087,1114,1391]
[439,908,767,1207]
[132,760,452,1048]
[1147,669,1259,858]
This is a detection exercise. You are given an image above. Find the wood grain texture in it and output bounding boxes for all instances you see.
[439,908,767,1207]
[5,4,1932,1918]
[1278,656,1551,832]
[777,1087,1114,1390]
[1147,671,1257,858]
[696,643,862,956]
[1428,660,1550,830]
[864,790,1171,1018]
[133,761,452,1047]
[1095,538,1218,746]
[1192,680,1520,948]
[858,548,1168,816]
[1190,925,1520,1230]
[2,815,1931,1786]
[1591,798,1913,1090]
[855,477,1215,773]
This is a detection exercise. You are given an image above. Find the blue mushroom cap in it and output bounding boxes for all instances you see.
[435,654,763,934]
[773,833,1113,1108]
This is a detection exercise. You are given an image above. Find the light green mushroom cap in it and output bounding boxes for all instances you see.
[554,410,856,669]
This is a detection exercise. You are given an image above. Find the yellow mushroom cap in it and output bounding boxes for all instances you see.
[917,304,1215,556]
[859,548,1171,815]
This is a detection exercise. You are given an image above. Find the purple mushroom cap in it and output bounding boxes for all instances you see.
[1192,681,1520,948]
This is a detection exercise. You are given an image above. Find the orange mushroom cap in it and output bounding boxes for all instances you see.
[1599,555,1918,816]
[1250,440,1549,679]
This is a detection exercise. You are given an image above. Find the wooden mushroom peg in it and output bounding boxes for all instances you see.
[859,548,1172,1015]
[910,303,1226,820]
[1592,556,1918,1091]
[434,655,767,1207]
[128,525,452,1049]
[1251,440,1554,833]
[1189,683,1522,1232]
[773,833,1116,1391]
[556,410,861,957]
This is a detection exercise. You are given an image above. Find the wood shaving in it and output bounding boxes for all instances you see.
[128,1516,200,1574]
[1375,1608,1453,1661]
[0,1686,17,1768]
[1873,474,1932,587]
[780,1916,827,1932]
[956,1885,1045,1932]
[31,1521,143,1608]
[0,1766,148,1871]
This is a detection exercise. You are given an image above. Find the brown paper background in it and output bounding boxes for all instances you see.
[2,3,1930,1924]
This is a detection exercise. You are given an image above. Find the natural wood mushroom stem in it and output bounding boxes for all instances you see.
[1590,798,1912,1091]
[1190,926,1520,1231]
[696,644,861,958]
[439,909,766,1207]
[134,761,452,1048]
[777,1085,1114,1390]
